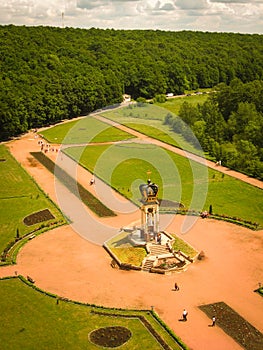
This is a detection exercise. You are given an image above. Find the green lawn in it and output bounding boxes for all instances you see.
[105,230,147,266]
[0,277,185,350]
[39,116,134,144]
[101,104,206,156]
[63,143,263,227]
[0,145,66,257]
[171,234,197,258]
[156,93,209,115]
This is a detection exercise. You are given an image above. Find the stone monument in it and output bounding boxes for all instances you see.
[139,179,160,242]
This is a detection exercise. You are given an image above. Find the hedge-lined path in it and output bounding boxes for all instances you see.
[2,130,263,350]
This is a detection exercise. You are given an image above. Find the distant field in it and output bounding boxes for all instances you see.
[0,277,184,350]
[101,103,205,156]
[156,93,209,115]
[39,116,134,144]
[0,145,65,255]
[63,143,263,227]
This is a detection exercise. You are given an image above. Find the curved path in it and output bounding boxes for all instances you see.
[1,127,263,350]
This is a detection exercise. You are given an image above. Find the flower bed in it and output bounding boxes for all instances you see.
[89,326,131,348]
[199,301,263,350]
[23,209,55,226]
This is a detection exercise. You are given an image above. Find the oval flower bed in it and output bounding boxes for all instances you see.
[89,326,131,348]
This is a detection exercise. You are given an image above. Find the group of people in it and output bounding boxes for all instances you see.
[38,139,58,154]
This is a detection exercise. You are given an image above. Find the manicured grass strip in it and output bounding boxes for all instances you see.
[0,145,65,256]
[171,234,197,258]
[0,277,187,350]
[199,302,263,350]
[39,116,134,144]
[31,152,115,217]
[105,230,147,267]
[109,247,146,266]
[123,123,181,148]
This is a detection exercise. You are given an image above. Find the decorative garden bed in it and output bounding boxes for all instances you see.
[199,301,263,350]
[89,326,131,348]
[23,209,55,226]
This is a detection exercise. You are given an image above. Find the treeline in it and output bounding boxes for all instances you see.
[0,25,263,141]
[164,79,263,179]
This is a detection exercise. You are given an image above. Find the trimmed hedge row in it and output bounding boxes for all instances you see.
[176,209,261,231]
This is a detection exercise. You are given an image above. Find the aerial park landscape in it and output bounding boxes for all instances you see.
[1,3,263,347]
[0,100,262,349]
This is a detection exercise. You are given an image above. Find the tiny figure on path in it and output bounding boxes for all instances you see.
[174,283,179,291]
[182,309,188,321]
[90,178,95,185]
[211,316,216,326]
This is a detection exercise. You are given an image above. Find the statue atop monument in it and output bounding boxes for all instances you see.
[139,179,159,204]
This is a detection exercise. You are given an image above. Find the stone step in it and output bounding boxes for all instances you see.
[149,244,169,256]
[142,259,154,271]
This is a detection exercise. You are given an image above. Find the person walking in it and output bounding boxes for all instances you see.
[174,283,179,291]
[182,309,188,321]
[211,316,216,326]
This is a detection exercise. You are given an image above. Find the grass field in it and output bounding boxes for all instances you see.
[171,234,197,258]
[101,103,206,156]
[63,143,263,227]
[0,277,185,350]
[156,93,209,115]
[0,145,66,257]
[39,116,134,144]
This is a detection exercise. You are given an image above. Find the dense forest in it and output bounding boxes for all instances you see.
[165,79,263,179]
[0,25,262,177]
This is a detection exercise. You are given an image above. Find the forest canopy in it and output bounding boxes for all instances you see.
[0,25,263,152]
[165,79,263,179]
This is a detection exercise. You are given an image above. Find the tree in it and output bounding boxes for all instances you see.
[201,100,227,143]
[178,102,200,127]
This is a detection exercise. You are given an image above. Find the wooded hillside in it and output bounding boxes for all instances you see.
[0,25,262,141]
